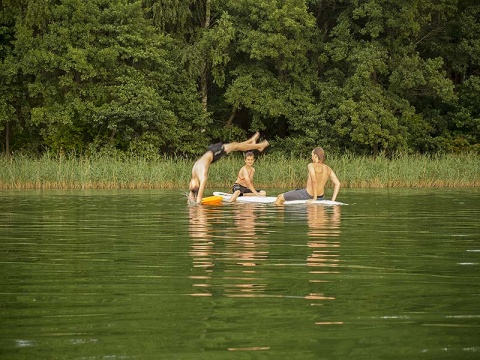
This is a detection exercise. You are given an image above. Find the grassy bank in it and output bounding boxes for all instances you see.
[0,153,479,190]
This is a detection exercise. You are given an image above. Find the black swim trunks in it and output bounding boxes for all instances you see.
[207,143,226,163]
[232,183,261,196]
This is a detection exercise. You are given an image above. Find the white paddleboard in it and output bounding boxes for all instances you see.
[213,192,346,205]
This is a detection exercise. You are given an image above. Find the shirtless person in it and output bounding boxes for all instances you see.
[274,147,340,205]
[188,133,269,205]
[229,151,266,202]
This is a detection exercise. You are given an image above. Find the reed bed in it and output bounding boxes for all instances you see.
[0,152,478,190]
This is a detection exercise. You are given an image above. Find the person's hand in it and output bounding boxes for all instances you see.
[306,199,316,204]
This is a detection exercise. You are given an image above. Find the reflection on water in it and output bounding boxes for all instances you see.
[1,189,480,359]
[189,204,271,298]
[226,205,269,297]
[189,205,215,296]
[306,206,341,305]
[189,203,344,307]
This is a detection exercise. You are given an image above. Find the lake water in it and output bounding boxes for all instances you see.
[0,188,479,359]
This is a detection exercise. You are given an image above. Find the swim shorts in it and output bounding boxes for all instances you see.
[283,189,324,201]
[207,142,226,163]
[232,183,261,196]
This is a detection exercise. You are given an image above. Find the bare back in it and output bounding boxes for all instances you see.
[306,163,332,197]
[275,147,341,205]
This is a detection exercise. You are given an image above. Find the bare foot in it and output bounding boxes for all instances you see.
[258,140,269,152]
[274,194,285,205]
[248,132,260,144]
[229,190,241,202]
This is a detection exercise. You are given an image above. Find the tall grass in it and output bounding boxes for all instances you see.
[0,152,478,190]
[329,153,479,188]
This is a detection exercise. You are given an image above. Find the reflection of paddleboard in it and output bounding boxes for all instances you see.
[213,192,347,205]
[201,195,223,205]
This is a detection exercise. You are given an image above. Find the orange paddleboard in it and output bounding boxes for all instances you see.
[201,195,223,205]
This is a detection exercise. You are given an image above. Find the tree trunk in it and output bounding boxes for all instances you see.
[225,105,237,128]
[5,122,10,156]
[200,67,208,113]
[200,0,211,113]
[109,129,117,144]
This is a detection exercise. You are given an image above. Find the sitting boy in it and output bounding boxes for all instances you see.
[229,151,266,202]
[274,147,340,205]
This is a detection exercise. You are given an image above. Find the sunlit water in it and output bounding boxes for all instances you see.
[0,188,479,359]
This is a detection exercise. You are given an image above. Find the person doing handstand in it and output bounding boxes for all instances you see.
[188,133,269,205]
[229,151,266,202]
[274,147,340,205]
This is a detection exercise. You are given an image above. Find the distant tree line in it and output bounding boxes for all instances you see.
[1,0,479,157]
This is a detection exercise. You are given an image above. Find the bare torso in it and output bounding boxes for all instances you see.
[234,166,254,187]
[306,163,332,197]
[189,152,214,203]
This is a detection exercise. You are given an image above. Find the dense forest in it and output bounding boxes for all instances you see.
[1,0,479,158]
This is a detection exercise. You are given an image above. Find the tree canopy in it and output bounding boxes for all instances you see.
[1,0,479,157]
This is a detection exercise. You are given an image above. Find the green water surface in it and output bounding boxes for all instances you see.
[0,188,479,359]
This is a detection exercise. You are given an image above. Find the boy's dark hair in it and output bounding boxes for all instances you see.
[244,151,255,158]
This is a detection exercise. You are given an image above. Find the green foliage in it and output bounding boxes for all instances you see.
[219,0,318,142]
[2,0,208,156]
[1,0,479,157]
[313,0,459,154]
